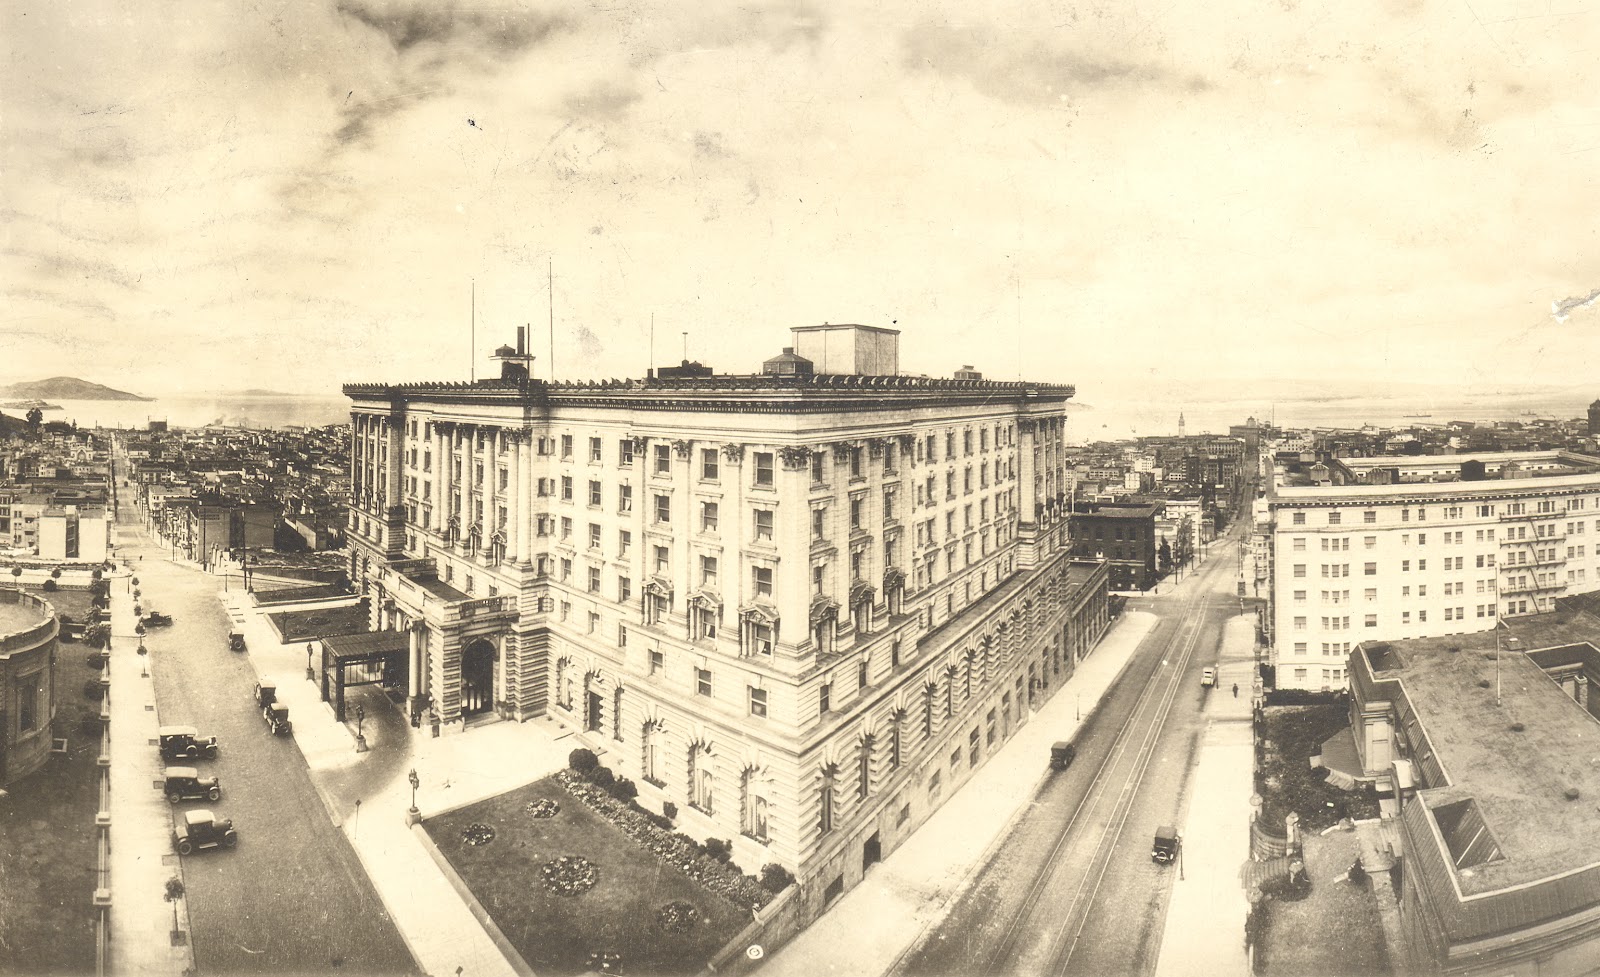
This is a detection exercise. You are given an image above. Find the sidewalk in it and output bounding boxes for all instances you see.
[760,610,1161,977]
[105,556,195,976]
[223,580,576,977]
[1152,613,1256,977]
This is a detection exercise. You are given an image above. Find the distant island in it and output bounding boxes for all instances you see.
[0,377,153,401]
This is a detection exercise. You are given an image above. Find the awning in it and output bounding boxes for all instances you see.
[323,629,408,662]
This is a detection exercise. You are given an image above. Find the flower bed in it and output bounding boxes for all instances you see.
[557,770,773,910]
[461,823,496,846]
[541,855,598,896]
[526,798,560,819]
[656,901,701,933]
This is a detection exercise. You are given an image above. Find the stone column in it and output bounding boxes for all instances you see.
[408,625,422,702]
[518,434,535,564]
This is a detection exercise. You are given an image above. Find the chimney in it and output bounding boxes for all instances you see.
[517,326,526,355]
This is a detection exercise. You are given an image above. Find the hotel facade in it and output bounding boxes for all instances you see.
[1258,450,1600,690]
[343,325,1111,911]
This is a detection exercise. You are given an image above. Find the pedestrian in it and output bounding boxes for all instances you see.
[1232,682,1239,698]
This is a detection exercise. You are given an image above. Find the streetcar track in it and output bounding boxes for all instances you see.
[976,575,1218,974]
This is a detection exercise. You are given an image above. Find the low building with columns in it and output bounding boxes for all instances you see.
[343,324,1111,917]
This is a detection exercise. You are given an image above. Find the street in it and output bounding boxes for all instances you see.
[115,506,416,975]
[894,522,1249,977]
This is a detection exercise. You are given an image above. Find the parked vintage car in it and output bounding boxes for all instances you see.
[172,809,237,855]
[158,725,219,762]
[1152,824,1181,865]
[266,702,292,736]
[1050,741,1077,771]
[143,611,173,627]
[163,766,221,804]
[1201,666,1217,688]
[229,630,246,652]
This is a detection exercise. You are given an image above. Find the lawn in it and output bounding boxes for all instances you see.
[425,777,752,976]
[1258,704,1380,833]
[1261,829,1392,976]
[0,610,105,974]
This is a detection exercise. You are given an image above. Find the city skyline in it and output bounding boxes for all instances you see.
[6,0,1600,399]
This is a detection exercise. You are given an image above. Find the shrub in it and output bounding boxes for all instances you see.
[637,806,673,830]
[608,777,638,803]
[662,800,678,822]
[759,863,795,894]
[43,579,57,592]
[568,748,599,776]
[50,568,62,579]
[588,766,616,790]
[705,838,733,864]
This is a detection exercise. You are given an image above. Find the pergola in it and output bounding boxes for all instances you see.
[321,630,408,722]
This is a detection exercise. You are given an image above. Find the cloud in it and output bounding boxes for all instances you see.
[900,19,1210,105]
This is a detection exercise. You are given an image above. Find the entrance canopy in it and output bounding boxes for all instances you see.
[321,629,409,722]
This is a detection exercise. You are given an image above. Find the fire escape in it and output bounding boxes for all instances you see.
[1498,512,1568,613]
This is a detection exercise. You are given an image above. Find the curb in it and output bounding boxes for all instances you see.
[410,821,537,977]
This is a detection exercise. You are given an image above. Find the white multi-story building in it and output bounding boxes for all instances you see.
[1262,450,1600,690]
[342,324,1111,918]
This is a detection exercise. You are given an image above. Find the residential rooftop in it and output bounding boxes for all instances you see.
[1359,611,1600,896]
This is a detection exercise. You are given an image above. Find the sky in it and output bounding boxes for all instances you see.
[5,0,1600,403]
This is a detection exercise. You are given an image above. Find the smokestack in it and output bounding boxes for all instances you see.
[517,326,526,355]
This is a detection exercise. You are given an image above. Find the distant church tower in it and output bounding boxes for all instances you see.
[1589,400,1600,436]
[1178,411,1186,439]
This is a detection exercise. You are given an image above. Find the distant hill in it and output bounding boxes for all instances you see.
[0,377,152,401]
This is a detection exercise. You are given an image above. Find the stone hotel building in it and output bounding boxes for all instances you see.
[1260,450,1600,690]
[344,324,1111,913]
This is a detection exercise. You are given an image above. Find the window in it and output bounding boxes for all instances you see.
[649,649,663,675]
[700,555,718,586]
[754,508,774,541]
[653,545,669,574]
[588,566,601,592]
[618,484,633,513]
[1365,614,1377,628]
[561,476,573,502]
[560,517,573,540]
[1364,562,1376,575]
[850,497,863,530]
[695,667,712,697]
[754,566,773,597]
[560,434,573,459]
[701,448,719,481]
[1292,512,1305,525]
[1328,511,1342,525]
[749,687,768,717]
[819,682,831,714]
[1293,564,1307,578]
[588,523,602,549]
[812,507,826,540]
[620,530,632,556]
[620,439,635,465]
[589,437,602,462]
[754,452,775,487]
[619,576,632,602]
[811,452,825,484]
[17,672,39,731]
[701,501,719,533]
[654,494,671,524]
[588,480,601,507]
[1292,538,1306,552]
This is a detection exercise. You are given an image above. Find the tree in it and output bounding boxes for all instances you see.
[25,407,42,437]
[164,877,185,938]
[1158,538,1173,576]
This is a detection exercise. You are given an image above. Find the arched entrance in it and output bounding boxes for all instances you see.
[461,639,497,717]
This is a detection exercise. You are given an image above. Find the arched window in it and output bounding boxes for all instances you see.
[689,743,715,815]
[641,722,662,785]
[612,687,625,741]
[818,767,837,837]
[857,735,874,800]
[742,769,770,843]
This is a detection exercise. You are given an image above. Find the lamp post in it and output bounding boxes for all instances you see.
[306,642,316,681]
[406,768,421,825]
[354,703,368,753]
